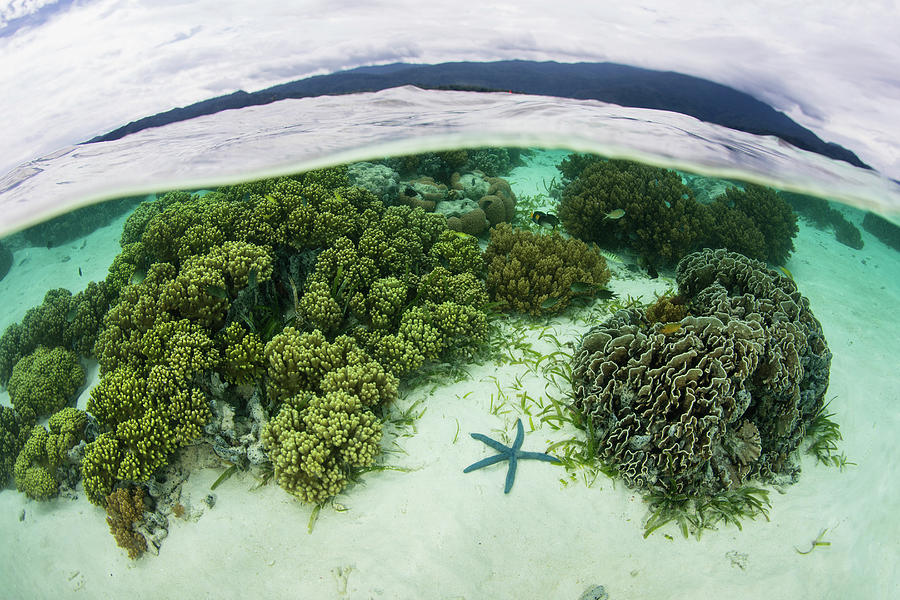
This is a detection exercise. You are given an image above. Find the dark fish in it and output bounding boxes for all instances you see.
[404,186,418,196]
[205,284,229,299]
[540,296,562,310]
[570,281,597,294]
[78,267,82,276]
[531,211,559,228]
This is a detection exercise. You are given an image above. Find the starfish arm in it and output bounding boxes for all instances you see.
[511,419,525,451]
[504,455,518,493]
[470,432,513,454]
[463,453,509,473]
[517,450,562,463]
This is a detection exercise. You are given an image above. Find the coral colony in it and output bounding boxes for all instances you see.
[0,149,840,556]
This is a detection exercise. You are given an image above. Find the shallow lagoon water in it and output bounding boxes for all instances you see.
[1,133,898,599]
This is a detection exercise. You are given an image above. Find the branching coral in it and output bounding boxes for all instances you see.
[13,425,59,500]
[13,409,88,500]
[216,322,266,385]
[86,365,211,485]
[263,327,396,408]
[571,249,831,495]
[557,156,799,266]
[105,486,148,559]
[559,159,703,266]
[484,223,610,315]
[262,390,382,504]
[0,405,29,487]
[710,185,799,264]
[7,346,85,424]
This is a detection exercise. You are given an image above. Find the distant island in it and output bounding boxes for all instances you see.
[85,60,868,170]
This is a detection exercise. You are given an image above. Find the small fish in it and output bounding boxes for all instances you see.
[570,281,598,294]
[778,265,794,281]
[205,284,229,299]
[531,211,559,228]
[604,208,626,220]
[594,247,624,264]
[404,186,418,196]
[450,230,476,240]
[659,322,682,335]
[541,296,562,310]
[66,307,78,323]
[78,267,82,276]
[129,268,146,285]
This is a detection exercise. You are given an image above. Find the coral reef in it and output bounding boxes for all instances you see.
[781,191,864,250]
[571,249,831,495]
[105,486,148,559]
[262,390,382,503]
[68,163,489,516]
[0,405,29,487]
[7,346,85,424]
[484,223,610,315]
[0,240,11,283]
[862,212,900,251]
[711,185,798,264]
[12,408,88,500]
[559,158,705,266]
[557,156,800,266]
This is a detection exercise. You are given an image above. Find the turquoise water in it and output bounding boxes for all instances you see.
[1,146,898,598]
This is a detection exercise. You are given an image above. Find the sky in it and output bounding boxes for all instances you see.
[1,0,899,183]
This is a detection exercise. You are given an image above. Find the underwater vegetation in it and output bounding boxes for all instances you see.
[0,148,854,555]
[557,155,799,267]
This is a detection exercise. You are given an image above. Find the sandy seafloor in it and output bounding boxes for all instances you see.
[1,149,898,599]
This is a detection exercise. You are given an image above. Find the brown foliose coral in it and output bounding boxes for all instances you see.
[571,249,831,495]
[484,223,610,315]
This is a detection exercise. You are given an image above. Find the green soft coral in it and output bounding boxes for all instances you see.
[160,241,274,329]
[13,426,58,500]
[1,405,30,487]
[484,223,611,315]
[365,301,487,377]
[46,407,89,470]
[86,365,210,487]
[7,346,85,424]
[217,322,266,385]
[13,410,87,501]
[365,277,408,329]
[263,327,392,407]
[297,281,344,333]
[82,432,123,505]
[418,266,488,308]
[262,390,382,504]
[428,229,485,276]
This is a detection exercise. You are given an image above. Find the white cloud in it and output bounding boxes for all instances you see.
[1,0,899,182]
[0,0,59,26]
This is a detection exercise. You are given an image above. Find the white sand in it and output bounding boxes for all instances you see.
[1,155,898,599]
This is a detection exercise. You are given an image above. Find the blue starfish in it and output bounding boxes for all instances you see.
[463,418,561,493]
